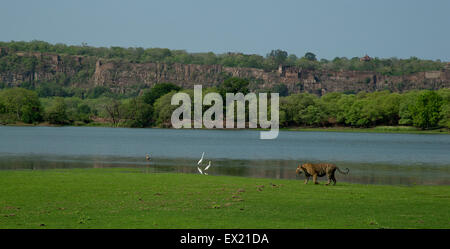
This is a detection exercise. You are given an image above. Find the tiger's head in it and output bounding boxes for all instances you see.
[296,164,304,175]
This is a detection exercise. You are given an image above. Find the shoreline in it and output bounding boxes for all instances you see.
[1,123,450,135]
[280,126,450,134]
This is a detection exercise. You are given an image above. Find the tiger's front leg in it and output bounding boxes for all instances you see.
[304,176,310,184]
[313,174,319,184]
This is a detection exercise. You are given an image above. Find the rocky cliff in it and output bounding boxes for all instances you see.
[1,49,449,95]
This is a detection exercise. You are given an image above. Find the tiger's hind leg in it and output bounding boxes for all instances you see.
[331,174,337,185]
[326,174,332,186]
[325,168,334,185]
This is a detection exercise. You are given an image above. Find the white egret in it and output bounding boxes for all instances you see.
[205,161,211,170]
[197,161,212,175]
[197,152,205,165]
[196,153,212,175]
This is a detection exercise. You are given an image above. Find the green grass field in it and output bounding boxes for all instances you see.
[0,168,449,229]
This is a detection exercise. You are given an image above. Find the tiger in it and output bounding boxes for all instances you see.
[296,163,349,185]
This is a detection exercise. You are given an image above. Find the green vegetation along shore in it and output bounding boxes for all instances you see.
[1,81,450,131]
[3,123,449,135]
[0,168,448,229]
[281,126,450,134]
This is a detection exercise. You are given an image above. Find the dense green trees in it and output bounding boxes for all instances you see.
[411,91,443,129]
[0,88,42,123]
[271,84,289,97]
[304,52,317,61]
[266,49,288,68]
[75,103,92,123]
[86,86,111,99]
[122,98,153,128]
[142,83,181,105]
[219,77,250,96]
[36,82,69,97]
[277,89,449,129]
[45,97,68,124]
[153,90,184,127]
[0,82,449,130]
[0,41,445,75]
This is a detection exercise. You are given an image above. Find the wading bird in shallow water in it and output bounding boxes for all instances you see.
[197,152,205,174]
[197,160,212,175]
[203,161,212,175]
[197,152,205,165]
[197,152,212,175]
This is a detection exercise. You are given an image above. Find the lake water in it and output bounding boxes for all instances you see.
[0,126,449,185]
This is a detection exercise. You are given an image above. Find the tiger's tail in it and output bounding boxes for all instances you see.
[336,167,350,175]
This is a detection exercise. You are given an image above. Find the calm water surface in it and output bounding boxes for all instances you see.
[0,126,449,185]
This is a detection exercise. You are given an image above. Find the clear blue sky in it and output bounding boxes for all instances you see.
[1,0,449,61]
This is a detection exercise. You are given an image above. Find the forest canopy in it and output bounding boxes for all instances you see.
[0,40,446,75]
[1,84,449,130]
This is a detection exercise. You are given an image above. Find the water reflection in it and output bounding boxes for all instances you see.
[0,155,448,185]
[1,126,449,185]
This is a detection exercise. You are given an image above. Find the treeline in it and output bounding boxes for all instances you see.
[0,83,179,128]
[0,80,145,100]
[279,89,449,129]
[0,79,449,130]
[0,40,446,75]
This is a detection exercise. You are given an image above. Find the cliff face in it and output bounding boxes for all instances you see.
[0,50,96,89]
[1,49,450,95]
